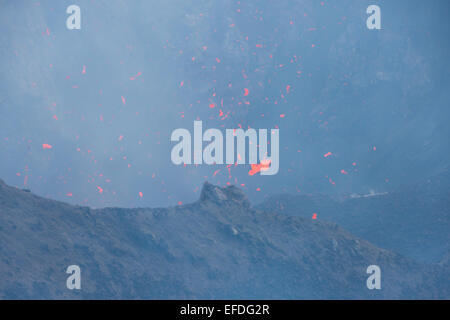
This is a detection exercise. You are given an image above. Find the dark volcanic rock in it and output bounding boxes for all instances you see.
[0,179,448,299]
[257,169,450,263]
[200,182,250,209]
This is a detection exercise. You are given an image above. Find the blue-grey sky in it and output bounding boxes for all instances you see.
[0,0,449,208]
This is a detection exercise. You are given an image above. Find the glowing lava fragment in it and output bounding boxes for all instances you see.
[248,159,271,176]
[42,144,52,150]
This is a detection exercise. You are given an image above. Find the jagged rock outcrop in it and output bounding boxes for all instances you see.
[200,182,250,209]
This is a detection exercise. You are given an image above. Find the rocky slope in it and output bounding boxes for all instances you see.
[257,169,450,263]
[0,179,448,299]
